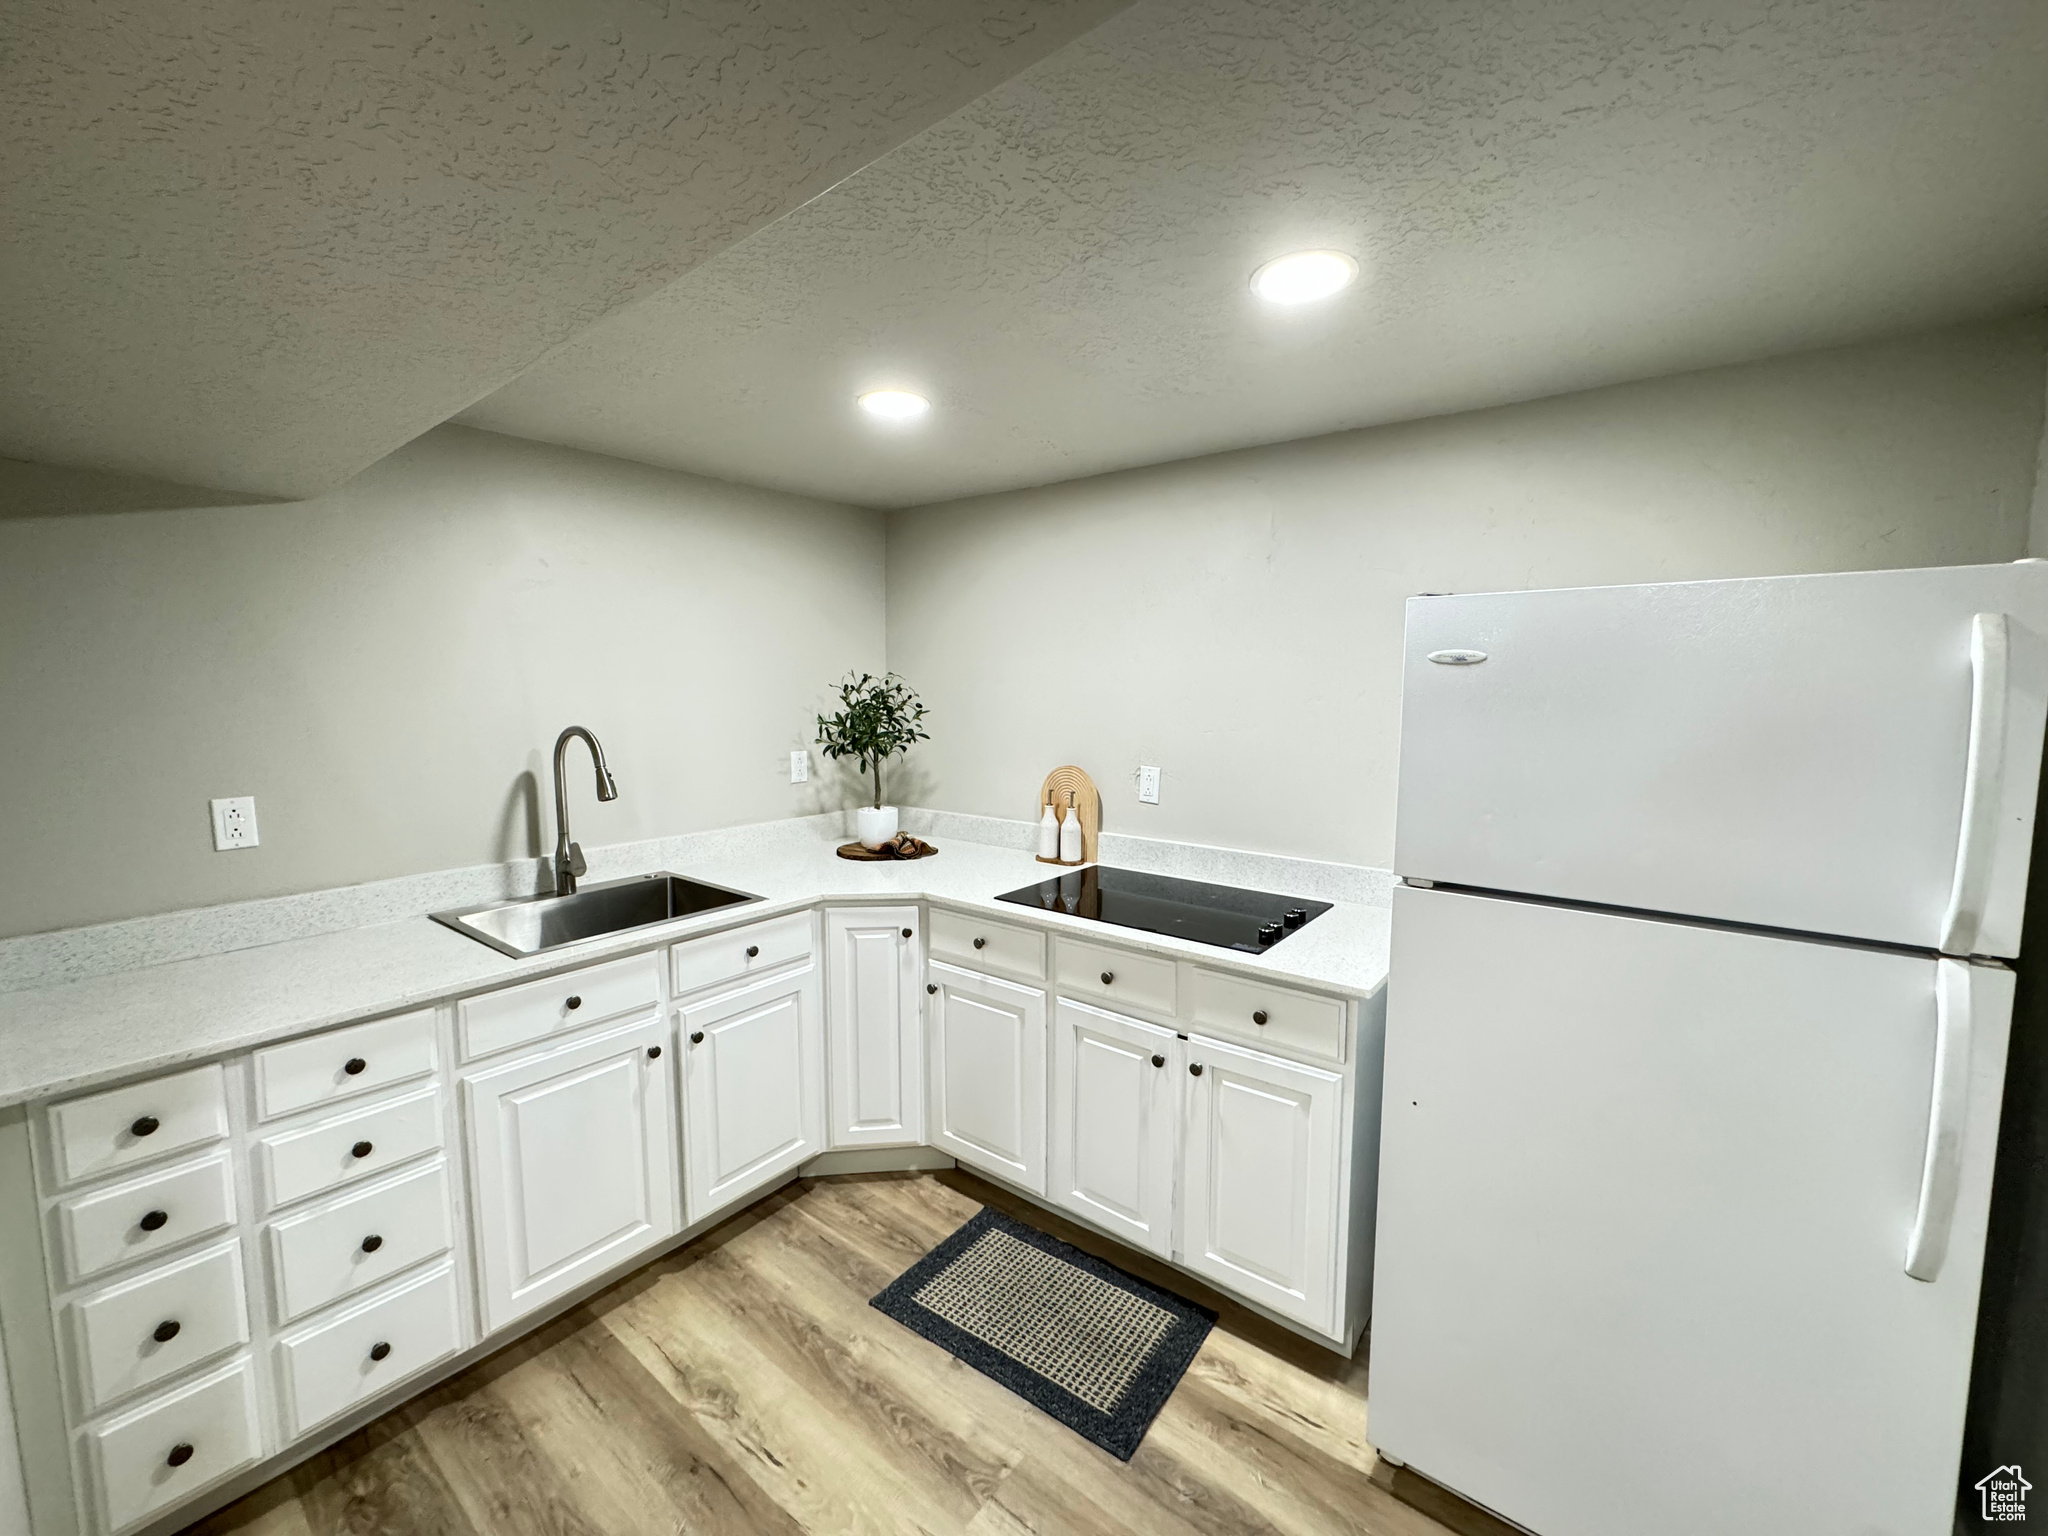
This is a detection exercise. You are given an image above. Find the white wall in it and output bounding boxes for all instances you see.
[0,426,885,938]
[887,316,2048,870]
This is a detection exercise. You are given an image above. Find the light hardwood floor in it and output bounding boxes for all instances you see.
[185,1170,1511,1536]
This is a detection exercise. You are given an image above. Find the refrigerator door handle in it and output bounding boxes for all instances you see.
[1938,612,2010,957]
[1905,958,1973,1282]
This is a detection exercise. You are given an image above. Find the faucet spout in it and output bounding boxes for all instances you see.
[551,726,617,894]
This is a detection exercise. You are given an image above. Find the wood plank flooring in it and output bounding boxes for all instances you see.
[185,1170,1513,1536]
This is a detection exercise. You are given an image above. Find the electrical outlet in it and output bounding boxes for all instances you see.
[210,796,259,851]
[1137,765,1161,804]
[790,750,810,784]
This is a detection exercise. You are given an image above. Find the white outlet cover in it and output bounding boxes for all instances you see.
[790,749,809,784]
[210,796,259,851]
[1137,765,1161,804]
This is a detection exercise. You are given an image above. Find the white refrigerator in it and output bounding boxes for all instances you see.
[1369,561,2048,1536]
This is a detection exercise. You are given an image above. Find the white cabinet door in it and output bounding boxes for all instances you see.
[463,1013,678,1335]
[1181,1032,1340,1332]
[1049,999,1177,1257]
[824,907,923,1149]
[926,960,1047,1195]
[680,962,825,1223]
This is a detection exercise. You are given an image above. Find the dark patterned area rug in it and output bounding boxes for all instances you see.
[870,1205,1216,1460]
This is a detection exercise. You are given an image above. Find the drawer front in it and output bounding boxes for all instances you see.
[672,910,814,999]
[252,1009,437,1121]
[265,1159,453,1325]
[55,1154,236,1288]
[87,1356,260,1536]
[458,952,662,1062]
[46,1064,229,1190]
[70,1239,250,1416]
[253,1084,445,1213]
[274,1260,463,1439]
[1055,937,1178,1019]
[1187,966,1347,1063]
[929,908,1046,980]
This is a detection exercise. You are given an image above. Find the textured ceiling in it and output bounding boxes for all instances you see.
[463,0,2048,509]
[0,0,1126,498]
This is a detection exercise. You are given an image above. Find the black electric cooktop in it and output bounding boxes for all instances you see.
[994,866,1333,953]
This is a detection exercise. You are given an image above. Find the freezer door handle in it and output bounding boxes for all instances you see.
[1905,958,1973,1282]
[1938,612,2010,957]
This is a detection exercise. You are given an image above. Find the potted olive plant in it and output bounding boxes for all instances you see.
[816,671,930,848]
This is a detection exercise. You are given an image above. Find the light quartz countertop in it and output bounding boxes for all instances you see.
[0,823,1390,1111]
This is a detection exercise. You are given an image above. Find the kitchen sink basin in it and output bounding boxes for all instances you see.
[431,872,761,958]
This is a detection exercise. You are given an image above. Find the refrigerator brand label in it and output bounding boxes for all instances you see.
[1426,649,1488,665]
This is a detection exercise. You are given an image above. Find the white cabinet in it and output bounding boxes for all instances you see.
[271,1260,463,1439]
[45,1065,229,1190]
[680,963,826,1222]
[84,1356,261,1535]
[263,1160,454,1325]
[1049,999,1178,1257]
[824,907,923,1149]
[463,1014,678,1335]
[68,1239,250,1416]
[926,960,1047,1195]
[1181,1031,1342,1332]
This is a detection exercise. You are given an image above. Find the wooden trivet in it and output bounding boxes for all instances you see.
[837,833,939,861]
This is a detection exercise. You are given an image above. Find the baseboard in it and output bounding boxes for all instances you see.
[801,1146,957,1177]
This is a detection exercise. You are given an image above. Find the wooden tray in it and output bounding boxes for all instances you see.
[836,835,938,861]
[1036,765,1099,865]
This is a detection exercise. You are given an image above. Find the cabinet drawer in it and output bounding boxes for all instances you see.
[1055,937,1177,1019]
[1187,967,1347,1063]
[45,1064,228,1190]
[86,1356,260,1536]
[252,1009,437,1121]
[265,1159,453,1325]
[253,1084,445,1212]
[930,908,1045,980]
[672,911,814,999]
[274,1260,463,1439]
[458,952,661,1062]
[54,1154,236,1288]
[69,1239,250,1416]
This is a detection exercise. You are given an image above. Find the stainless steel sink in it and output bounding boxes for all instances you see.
[431,872,761,958]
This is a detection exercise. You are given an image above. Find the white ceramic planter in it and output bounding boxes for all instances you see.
[856,805,900,849]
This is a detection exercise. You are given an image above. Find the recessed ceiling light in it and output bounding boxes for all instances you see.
[1249,250,1358,305]
[857,389,931,421]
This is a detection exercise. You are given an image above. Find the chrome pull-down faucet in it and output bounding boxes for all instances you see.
[551,726,618,895]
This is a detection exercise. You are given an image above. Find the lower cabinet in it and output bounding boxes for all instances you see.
[83,1357,261,1535]
[680,961,826,1222]
[463,1013,678,1335]
[1048,999,1179,1258]
[823,907,923,1149]
[926,960,1048,1195]
[271,1260,462,1439]
[1180,1032,1342,1332]
[4,904,1374,1536]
